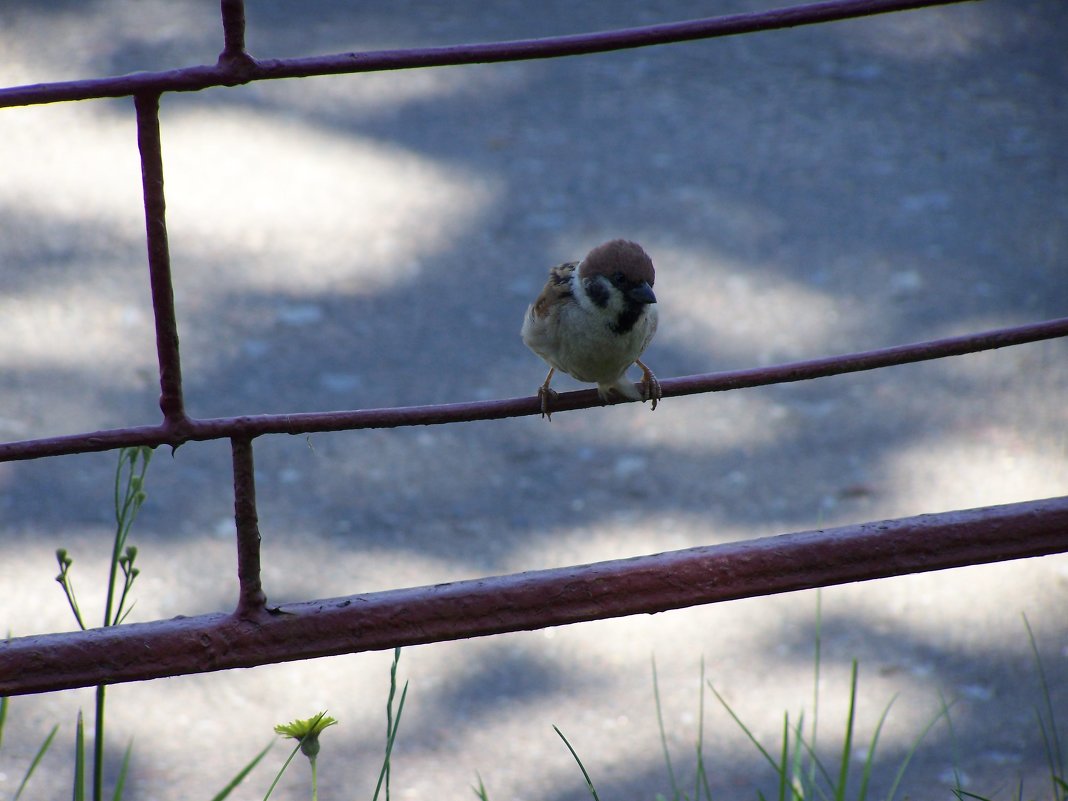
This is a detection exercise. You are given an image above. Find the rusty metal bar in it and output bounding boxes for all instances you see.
[231,437,266,617]
[134,92,189,432]
[0,0,973,109]
[1,495,1065,697]
[219,0,248,62]
[0,315,1065,462]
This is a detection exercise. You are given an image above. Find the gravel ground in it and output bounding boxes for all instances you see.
[1,2,1066,800]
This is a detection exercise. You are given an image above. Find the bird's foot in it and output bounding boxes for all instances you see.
[536,368,558,420]
[538,385,559,420]
[636,359,661,411]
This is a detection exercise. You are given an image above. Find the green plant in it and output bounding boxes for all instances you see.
[651,591,950,801]
[373,647,409,801]
[55,446,152,801]
[948,617,1067,801]
[707,659,947,801]
[265,647,408,801]
[472,723,607,801]
[270,711,339,801]
[653,656,713,801]
[1026,615,1067,801]
[49,447,268,800]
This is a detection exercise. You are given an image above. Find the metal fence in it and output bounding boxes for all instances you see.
[1,0,1067,698]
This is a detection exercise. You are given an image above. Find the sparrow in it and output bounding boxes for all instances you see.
[521,239,661,420]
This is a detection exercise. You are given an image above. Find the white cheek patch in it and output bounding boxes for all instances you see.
[574,274,626,321]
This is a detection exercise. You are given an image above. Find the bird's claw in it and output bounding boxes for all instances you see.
[637,360,661,411]
[538,385,559,421]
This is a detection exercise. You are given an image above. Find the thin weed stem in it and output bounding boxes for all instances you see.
[694,657,712,801]
[372,649,408,801]
[1024,614,1066,799]
[262,741,303,801]
[652,657,681,800]
[553,726,601,801]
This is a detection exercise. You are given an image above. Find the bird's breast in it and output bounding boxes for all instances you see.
[550,303,656,384]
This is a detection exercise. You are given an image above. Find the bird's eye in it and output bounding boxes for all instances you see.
[612,271,625,283]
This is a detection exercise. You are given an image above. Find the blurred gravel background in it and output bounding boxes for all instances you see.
[1,1,1066,799]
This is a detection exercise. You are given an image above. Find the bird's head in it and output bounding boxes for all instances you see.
[577,239,657,311]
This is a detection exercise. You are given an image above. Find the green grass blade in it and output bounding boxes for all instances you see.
[886,695,954,801]
[788,722,834,801]
[786,714,837,801]
[788,712,810,801]
[694,656,709,801]
[833,661,858,801]
[262,741,302,801]
[856,694,897,801]
[109,740,133,801]
[708,682,780,773]
[0,631,8,745]
[553,725,601,801]
[696,755,713,801]
[210,741,273,801]
[940,691,966,795]
[811,590,822,760]
[1024,614,1065,799]
[776,714,789,801]
[653,657,681,800]
[471,773,491,801]
[14,723,59,801]
[74,710,86,801]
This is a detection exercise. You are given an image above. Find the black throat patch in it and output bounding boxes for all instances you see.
[610,301,646,335]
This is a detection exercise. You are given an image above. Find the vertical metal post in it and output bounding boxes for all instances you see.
[134,92,188,430]
[232,437,267,617]
[220,0,250,64]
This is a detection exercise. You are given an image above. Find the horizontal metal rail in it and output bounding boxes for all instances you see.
[0,0,973,109]
[1,315,1065,462]
[2,494,1065,697]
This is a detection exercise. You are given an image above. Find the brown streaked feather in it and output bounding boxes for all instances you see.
[530,261,577,319]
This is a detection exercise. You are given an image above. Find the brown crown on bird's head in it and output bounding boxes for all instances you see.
[579,239,655,287]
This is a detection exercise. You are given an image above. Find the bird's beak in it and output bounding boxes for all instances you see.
[627,281,656,305]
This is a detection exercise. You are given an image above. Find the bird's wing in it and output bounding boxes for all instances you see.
[530,261,577,319]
